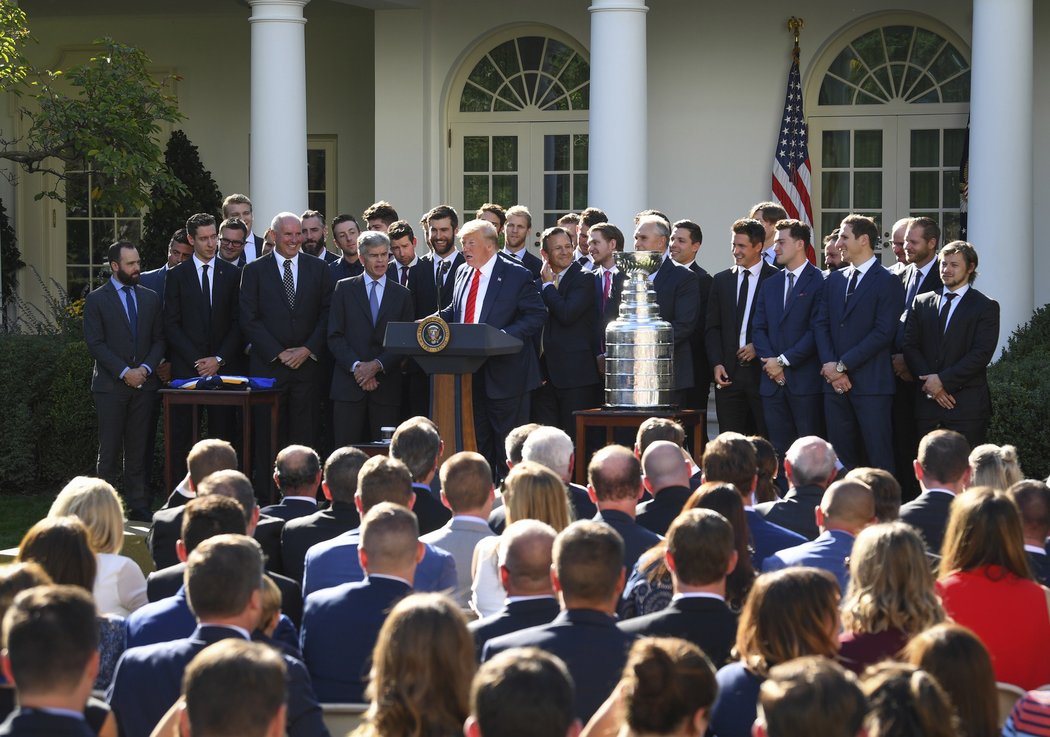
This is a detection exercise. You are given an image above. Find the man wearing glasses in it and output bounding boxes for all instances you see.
[217,217,250,268]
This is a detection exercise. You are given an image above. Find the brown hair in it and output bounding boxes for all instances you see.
[16,517,96,591]
[939,240,979,284]
[759,657,866,737]
[667,509,735,586]
[475,203,506,228]
[938,486,1032,580]
[470,648,574,737]
[749,436,779,504]
[622,637,717,735]
[187,439,238,486]
[0,562,53,625]
[181,495,248,554]
[702,433,756,499]
[358,456,414,512]
[185,534,264,620]
[917,430,970,484]
[685,483,755,609]
[553,521,624,604]
[439,452,492,512]
[588,445,643,502]
[502,461,572,531]
[636,417,686,455]
[861,662,958,737]
[845,467,901,522]
[841,214,880,250]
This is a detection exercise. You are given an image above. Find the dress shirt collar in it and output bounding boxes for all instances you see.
[944,283,970,299]
[25,707,86,721]
[1025,544,1047,556]
[367,573,412,587]
[849,254,878,278]
[673,592,726,602]
[597,263,619,276]
[786,260,808,280]
[506,594,558,604]
[110,276,131,292]
[925,487,957,497]
[914,258,935,282]
[474,253,498,279]
[193,253,213,270]
[453,514,490,526]
[281,495,317,505]
[278,252,299,267]
[197,623,251,640]
[365,273,387,290]
[502,246,527,260]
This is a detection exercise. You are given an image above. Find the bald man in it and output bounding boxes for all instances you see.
[761,479,875,591]
[588,445,661,572]
[636,440,694,536]
[262,445,322,521]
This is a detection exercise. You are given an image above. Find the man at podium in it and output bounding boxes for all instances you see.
[438,219,546,473]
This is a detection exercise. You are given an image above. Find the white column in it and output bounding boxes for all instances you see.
[588,0,647,243]
[248,0,310,230]
[968,0,1033,355]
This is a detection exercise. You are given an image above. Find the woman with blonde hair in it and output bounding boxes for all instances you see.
[708,567,841,737]
[935,487,1050,689]
[838,522,944,673]
[353,593,475,737]
[472,461,573,616]
[49,476,148,616]
[968,443,1023,490]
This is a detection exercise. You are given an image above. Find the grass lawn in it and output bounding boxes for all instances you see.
[0,495,56,550]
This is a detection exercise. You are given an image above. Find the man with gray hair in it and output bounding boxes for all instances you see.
[755,436,838,540]
[262,444,321,521]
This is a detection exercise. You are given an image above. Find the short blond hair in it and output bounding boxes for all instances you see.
[48,476,125,555]
[458,218,498,246]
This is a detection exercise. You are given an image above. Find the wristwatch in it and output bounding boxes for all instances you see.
[835,361,848,374]
[776,356,787,368]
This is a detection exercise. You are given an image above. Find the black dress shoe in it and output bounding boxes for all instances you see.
[128,507,154,523]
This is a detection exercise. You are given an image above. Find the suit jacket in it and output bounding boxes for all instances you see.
[412,483,452,535]
[239,251,334,376]
[752,263,826,396]
[594,269,626,352]
[84,280,165,393]
[705,263,778,381]
[139,265,168,304]
[328,275,414,403]
[301,529,457,597]
[762,529,855,592]
[420,517,496,609]
[281,501,361,582]
[896,262,943,348]
[300,576,411,703]
[0,709,94,737]
[746,508,807,569]
[483,609,636,723]
[1029,551,1050,587]
[162,258,241,378]
[410,252,464,318]
[617,595,738,668]
[468,596,560,659]
[689,262,715,384]
[651,258,701,390]
[146,507,284,574]
[899,490,955,553]
[814,261,904,395]
[538,263,600,388]
[260,497,319,522]
[329,257,364,283]
[520,249,543,279]
[636,485,693,537]
[439,256,547,399]
[488,483,596,534]
[902,287,999,421]
[594,509,662,573]
[753,484,825,540]
[108,625,328,737]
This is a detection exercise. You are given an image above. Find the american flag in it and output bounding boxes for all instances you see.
[771,48,817,264]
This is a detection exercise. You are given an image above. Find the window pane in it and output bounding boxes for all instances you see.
[67,267,91,301]
[943,170,961,208]
[307,149,326,191]
[66,173,89,218]
[911,29,945,68]
[493,98,517,112]
[822,131,850,168]
[873,67,894,99]
[542,40,573,76]
[910,130,940,167]
[907,74,935,103]
[942,211,961,242]
[819,77,853,105]
[508,75,528,107]
[822,212,848,237]
[829,47,865,85]
[492,175,517,207]
[464,137,489,172]
[538,81,565,109]
[944,129,966,165]
[883,26,913,63]
[460,84,492,113]
[93,187,114,219]
[495,83,523,109]
[67,220,89,265]
[822,172,850,209]
[568,85,589,110]
[889,63,907,97]
[860,77,886,102]
[534,75,554,106]
[489,42,519,79]
[308,192,326,215]
[468,57,502,93]
[854,130,883,168]
[573,135,588,170]
[517,37,544,73]
[852,30,885,69]
[544,135,570,171]
[941,72,970,102]
[910,171,939,208]
[573,173,588,210]
[493,137,518,172]
[544,173,570,211]
[92,220,115,265]
[930,46,968,82]
[560,55,588,92]
[854,171,882,209]
[464,175,488,212]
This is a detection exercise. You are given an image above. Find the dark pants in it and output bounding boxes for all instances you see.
[532,382,602,439]
[915,415,988,454]
[892,378,922,502]
[474,374,529,480]
[169,404,236,483]
[332,398,401,447]
[252,363,322,502]
[824,391,894,472]
[714,364,767,437]
[95,386,154,510]
[762,387,825,458]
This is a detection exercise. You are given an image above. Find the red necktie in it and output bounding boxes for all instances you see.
[464,268,481,323]
[602,270,612,309]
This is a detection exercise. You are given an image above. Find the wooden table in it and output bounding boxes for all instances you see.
[160,388,283,495]
[349,442,391,458]
[572,407,706,484]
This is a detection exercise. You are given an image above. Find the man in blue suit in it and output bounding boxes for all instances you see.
[139,229,192,302]
[762,479,875,592]
[753,219,826,462]
[482,521,636,723]
[814,214,904,472]
[0,587,99,737]
[438,219,547,473]
[108,535,329,737]
[301,503,420,702]
[587,445,661,573]
[302,455,457,597]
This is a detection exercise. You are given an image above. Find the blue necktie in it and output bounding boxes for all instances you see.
[122,285,138,337]
[369,280,380,325]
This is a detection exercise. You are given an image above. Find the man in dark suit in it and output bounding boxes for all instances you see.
[750,201,790,269]
[328,231,413,444]
[108,535,329,737]
[634,216,701,404]
[140,229,193,301]
[705,219,778,436]
[389,418,452,535]
[752,219,826,460]
[387,219,419,288]
[469,520,560,658]
[222,193,262,263]
[300,209,340,265]
[240,212,334,493]
[902,241,1000,448]
[532,226,601,435]
[899,429,970,553]
[329,214,365,282]
[1009,480,1050,586]
[482,521,636,723]
[281,447,366,582]
[670,220,714,421]
[755,436,838,540]
[261,445,321,522]
[619,508,739,667]
[588,446,661,573]
[164,213,242,481]
[438,219,547,473]
[588,223,625,377]
[0,587,99,737]
[814,214,904,472]
[636,440,694,536]
[84,241,166,521]
[300,503,420,702]
[503,205,543,278]
[217,217,251,268]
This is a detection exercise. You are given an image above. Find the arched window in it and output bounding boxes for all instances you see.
[459,36,589,113]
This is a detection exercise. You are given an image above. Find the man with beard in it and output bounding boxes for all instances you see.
[301,209,339,264]
[503,205,543,278]
[330,214,364,281]
[140,229,193,301]
[409,205,465,316]
[822,231,843,273]
[84,241,165,521]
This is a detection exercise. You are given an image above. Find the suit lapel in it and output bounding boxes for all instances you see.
[104,281,136,337]
[479,257,506,324]
[353,277,371,321]
[941,288,973,345]
[782,263,817,321]
[843,264,881,318]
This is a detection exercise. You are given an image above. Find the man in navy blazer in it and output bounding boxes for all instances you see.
[502,205,544,279]
[670,220,715,421]
[588,223,626,376]
[814,214,904,472]
[469,520,560,658]
[899,429,971,554]
[84,241,166,520]
[438,219,547,473]
[301,503,420,702]
[752,220,826,460]
[109,535,329,737]
[482,521,636,723]
[636,440,695,536]
[261,445,321,522]
[763,479,875,592]
[139,229,193,303]
[588,446,661,573]
[705,219,778,436]
[754,437,838,540]
[902,241,1000,448]
[411,205,465,318]
[389,418,452,535]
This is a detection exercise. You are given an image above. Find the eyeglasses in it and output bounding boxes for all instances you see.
[220,238,246,247]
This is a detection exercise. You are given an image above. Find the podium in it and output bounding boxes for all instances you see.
[384,322,522,462]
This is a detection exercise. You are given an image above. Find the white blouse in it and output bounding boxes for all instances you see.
[93,553,148,616]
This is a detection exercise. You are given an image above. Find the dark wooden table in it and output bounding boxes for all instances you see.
[160,388,283,494]
[572,407,706,484]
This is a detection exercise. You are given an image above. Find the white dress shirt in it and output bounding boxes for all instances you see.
[461,255,497,323]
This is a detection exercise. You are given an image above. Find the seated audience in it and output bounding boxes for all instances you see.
[753,657,867,737]
[49,476,148,616]
[588,446,661,573]
[389,418,452,535]
[844,467,901,522]
[754,437,838,540]
[969,443,1023,490]
[859,662,958,737]
[636,440,694,536]
[1007,479,1050,585]
[1003,690,1050,737]
[261,445,322,521]
[468,648,577,737]
[749,436,780,504]
[899,429,971,553]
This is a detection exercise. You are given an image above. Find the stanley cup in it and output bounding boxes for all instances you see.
[604,251,675,407]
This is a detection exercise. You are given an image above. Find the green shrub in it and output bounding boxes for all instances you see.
[42,339,97,483]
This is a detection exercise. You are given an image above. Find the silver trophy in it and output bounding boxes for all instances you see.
[604,252,675,408]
